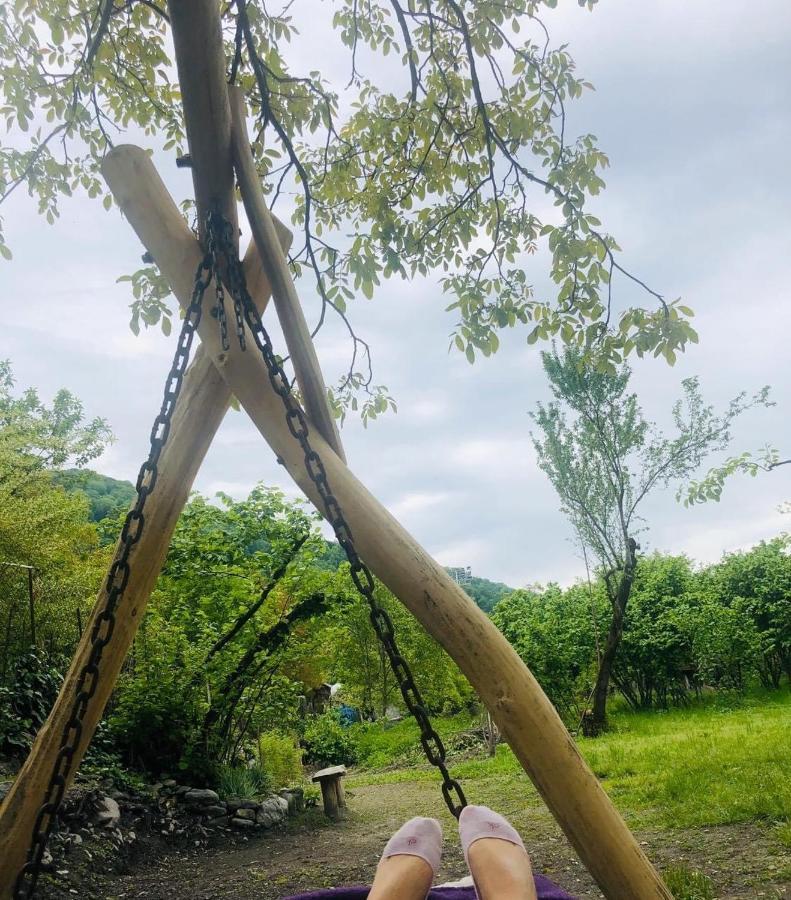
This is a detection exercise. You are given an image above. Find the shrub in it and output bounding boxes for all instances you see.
[0,649,63,756]
[216,764,272,800]
[302,710,358,767]
[257,731,304,788]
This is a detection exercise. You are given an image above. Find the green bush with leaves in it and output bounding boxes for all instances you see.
[107,485,337,779]
[324,574,474,719]
[707,537,791,688]
[302,711,359,768]
[257,731,304,789]
[0,649,63,756]
[491,545,789,723]
[492,583,599,721]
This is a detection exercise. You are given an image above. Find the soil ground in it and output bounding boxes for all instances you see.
[39,777,791,899]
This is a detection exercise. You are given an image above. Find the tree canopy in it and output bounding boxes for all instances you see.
[1,0,695,418]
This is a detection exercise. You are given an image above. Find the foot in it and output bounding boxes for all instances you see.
[368,816,443,900]
[459,805,537,900]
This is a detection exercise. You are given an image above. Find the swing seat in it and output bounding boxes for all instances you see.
[284,873,576,899]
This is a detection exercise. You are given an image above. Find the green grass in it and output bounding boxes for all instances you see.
[352,711,476,769]
[349,689,791,832]
[215,764,272,800]
[663,864,715,900]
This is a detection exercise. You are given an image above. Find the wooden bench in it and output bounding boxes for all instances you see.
[311,765,347,820]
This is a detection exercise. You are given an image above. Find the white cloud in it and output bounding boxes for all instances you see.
[389,490,453,520]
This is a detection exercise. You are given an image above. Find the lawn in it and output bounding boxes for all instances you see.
[350,689,791,840]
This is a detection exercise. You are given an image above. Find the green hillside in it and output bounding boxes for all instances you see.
[54,468,136,522]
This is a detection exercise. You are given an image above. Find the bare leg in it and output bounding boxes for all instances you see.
[368,816,443,900]
[459,805,537,900]
[368,855,434,900]
[468,839,538,900]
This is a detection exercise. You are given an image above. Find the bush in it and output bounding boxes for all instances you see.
[0,649,63,756]
[302,710,358,767]
[215,764,272,800]
[257,731,304,788]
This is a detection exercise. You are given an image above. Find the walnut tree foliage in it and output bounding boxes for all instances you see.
[1,0,696,419]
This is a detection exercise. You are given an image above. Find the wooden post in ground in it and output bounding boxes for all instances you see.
[101,145,672,900]
[0,233,291,899]
[228,85,345,462]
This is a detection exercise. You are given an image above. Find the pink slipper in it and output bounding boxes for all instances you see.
[380,816,443,876]
[458,804,527,873]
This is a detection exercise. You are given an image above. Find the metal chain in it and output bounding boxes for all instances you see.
[13,222,220,900]
[214,212,467,819]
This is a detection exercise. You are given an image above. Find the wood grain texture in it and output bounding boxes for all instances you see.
[229,84,346,462]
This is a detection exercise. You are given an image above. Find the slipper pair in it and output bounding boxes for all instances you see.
[380,804,527,879]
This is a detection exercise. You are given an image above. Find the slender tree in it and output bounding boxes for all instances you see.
[0,1,695,420]
[530,345,771,732]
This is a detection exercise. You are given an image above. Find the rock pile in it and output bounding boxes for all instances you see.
[0,777,304,880]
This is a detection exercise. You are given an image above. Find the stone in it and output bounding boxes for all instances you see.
[234,807,257,821]
[200,804,227,818]
[183,788,220,804]
[279,788,304,814]
[255,809,276,827]
[94,796,121,828]
[0,781,12,801]
[255,796,287,828]
[230,816,256,829]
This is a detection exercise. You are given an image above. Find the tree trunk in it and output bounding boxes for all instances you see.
[200,592,327,753]
[587,543,638,735]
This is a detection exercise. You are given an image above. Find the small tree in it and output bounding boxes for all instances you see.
[530,346,771,732]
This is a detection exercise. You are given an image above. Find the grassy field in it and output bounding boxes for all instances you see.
[351,688,791,844]
[81,690,790,900]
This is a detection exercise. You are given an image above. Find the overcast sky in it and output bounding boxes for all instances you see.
[3,0,789,588]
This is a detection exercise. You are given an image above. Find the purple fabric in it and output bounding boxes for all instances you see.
[284,874,575,900]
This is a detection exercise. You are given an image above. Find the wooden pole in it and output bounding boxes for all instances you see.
[228,84,346,462]
[0,234,291,898]
[167,0,237,241]
[101,145,671,900]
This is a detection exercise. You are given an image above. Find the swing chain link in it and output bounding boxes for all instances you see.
[213,212,467,820]
[13,226,221,900]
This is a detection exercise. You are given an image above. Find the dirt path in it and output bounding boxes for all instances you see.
[44,778,790,899]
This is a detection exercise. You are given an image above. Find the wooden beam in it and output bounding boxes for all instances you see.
[168,0,237,241]
[0,232,292,899]
[229,84,346,462]
[101,145,672,900]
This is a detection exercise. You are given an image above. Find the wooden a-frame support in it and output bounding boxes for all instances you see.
[0,3,671,897]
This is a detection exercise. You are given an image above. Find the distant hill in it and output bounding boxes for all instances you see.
[53,480,515,611]
[316,541,512,613]
[55,468,136,522]
[459,574,513,612]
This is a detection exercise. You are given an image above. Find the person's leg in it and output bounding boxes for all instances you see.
[459,806,538,900]
[368,816,443,900]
